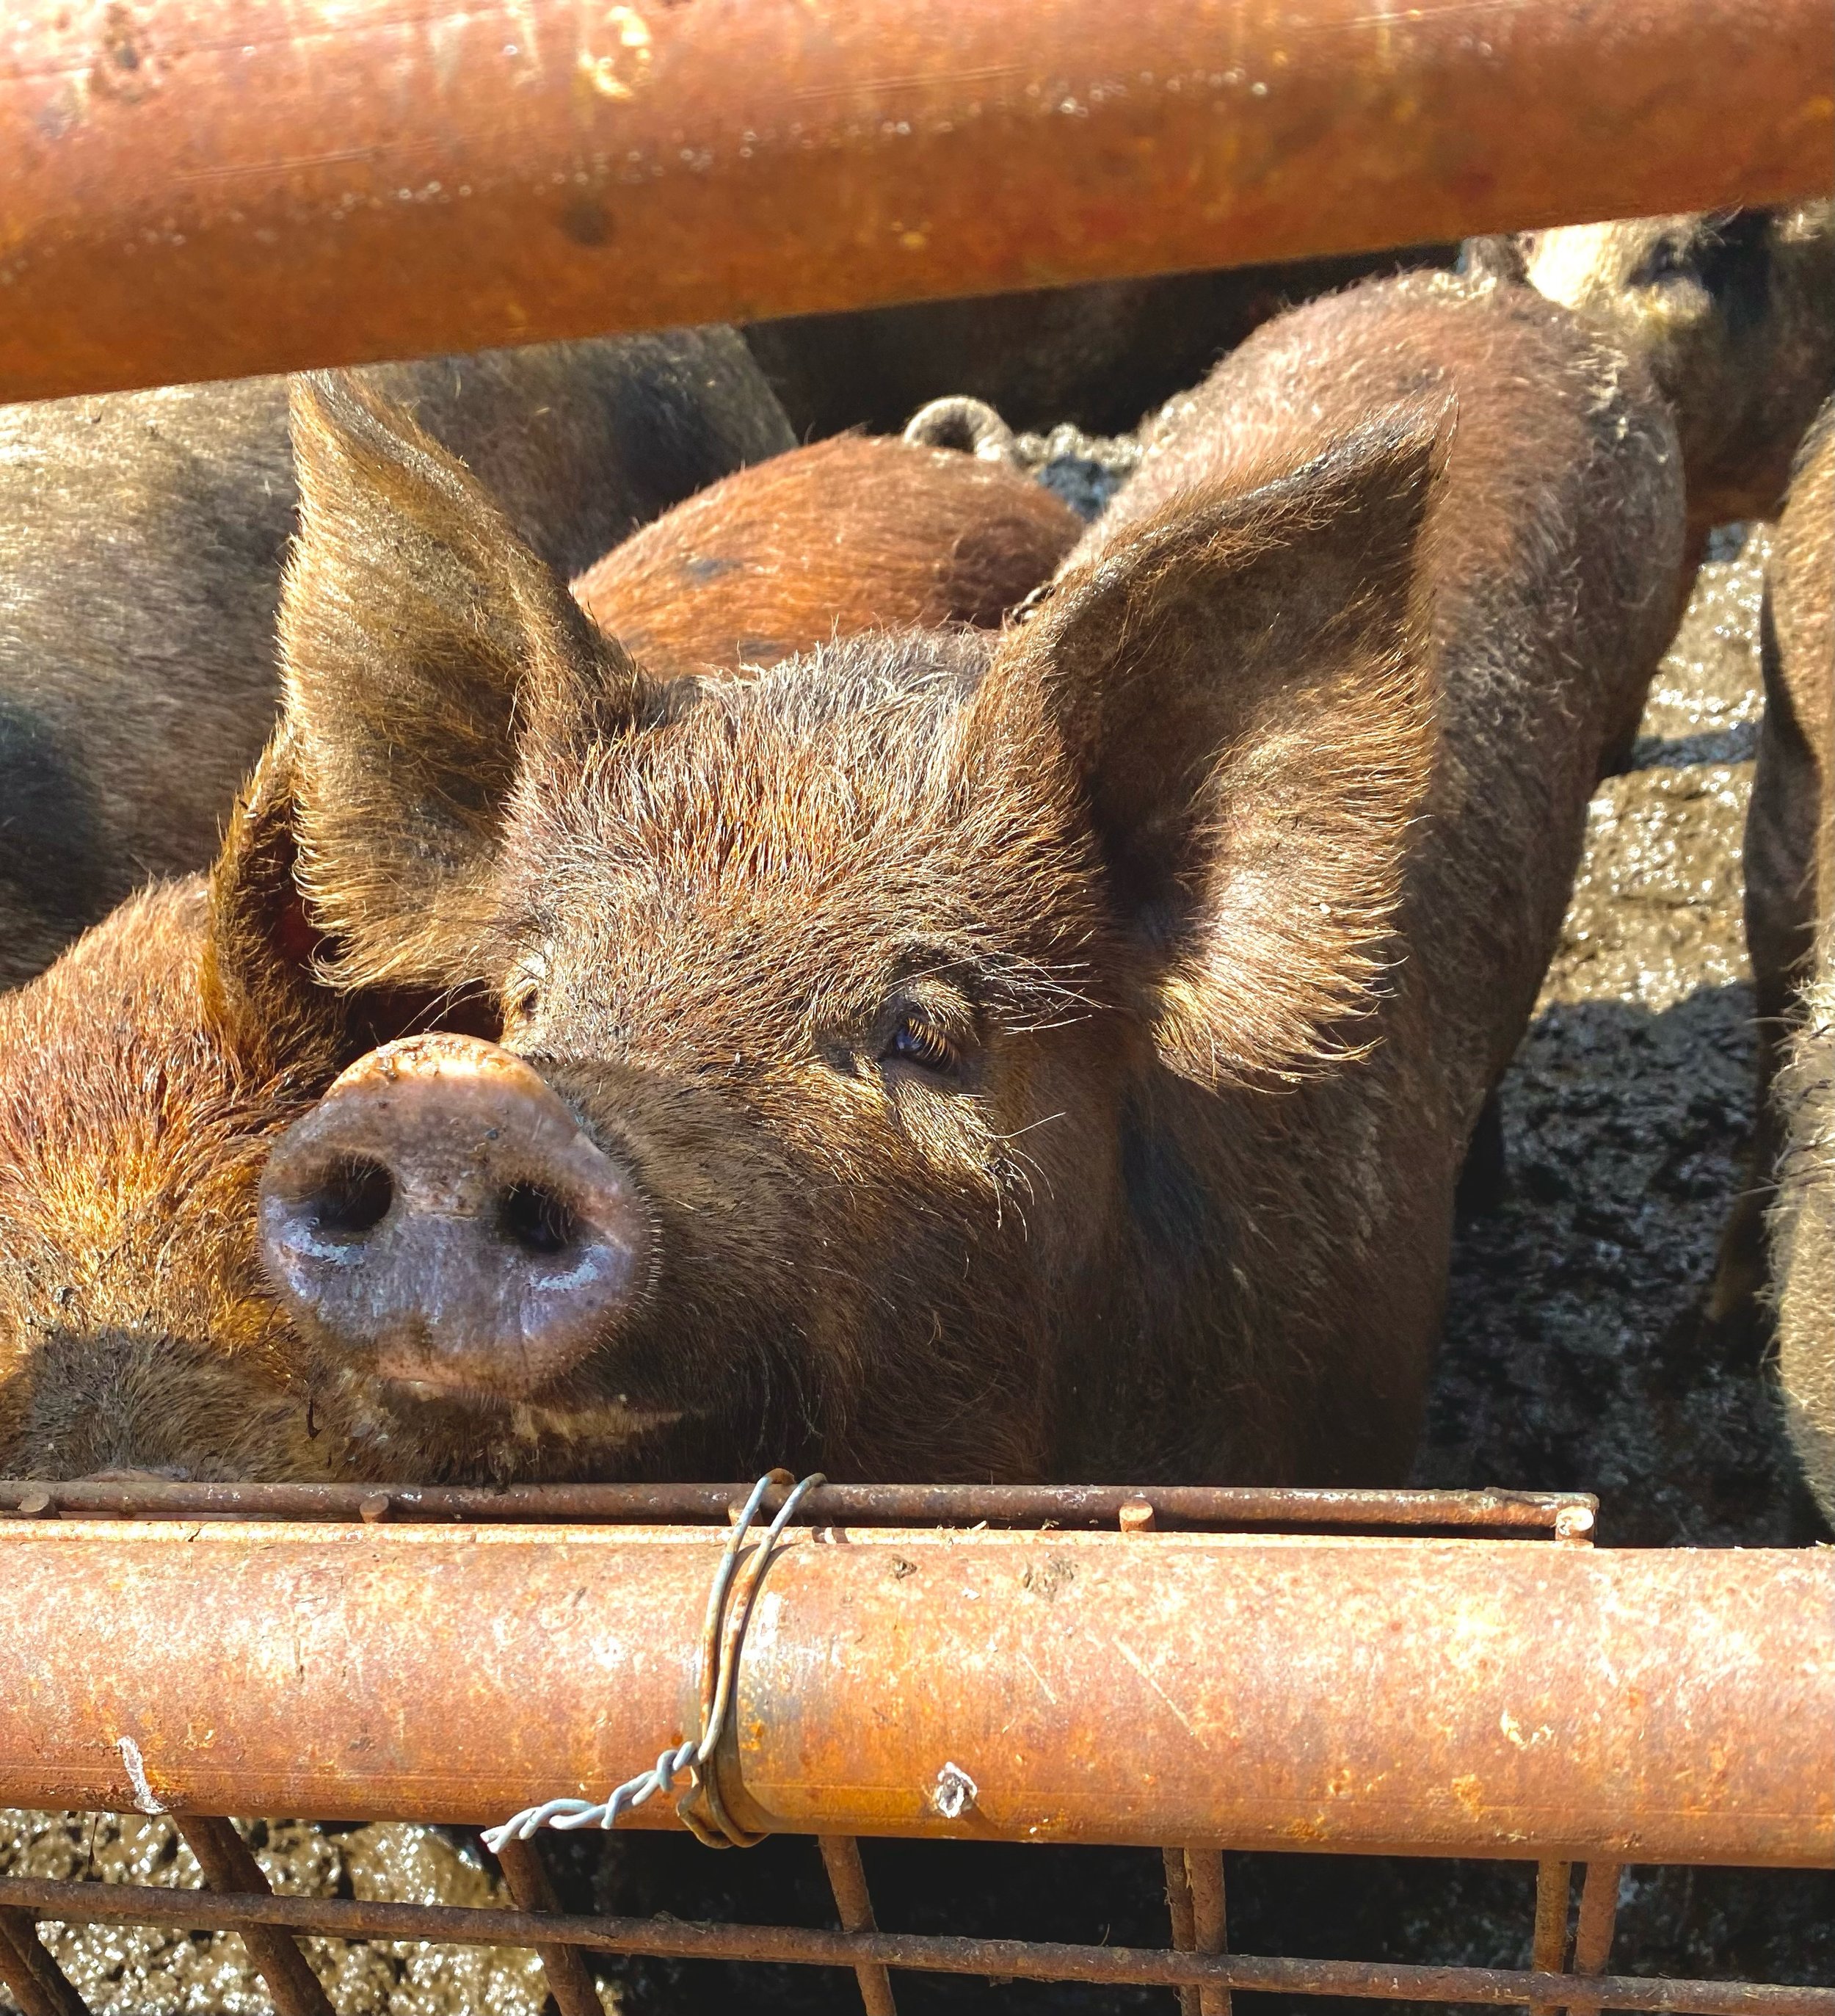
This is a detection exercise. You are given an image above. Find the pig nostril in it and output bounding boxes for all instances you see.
[310,1157,395,1239]
[500,1181,578,1258]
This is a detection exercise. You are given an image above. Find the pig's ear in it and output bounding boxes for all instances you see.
[200,735,353,1080]
[201,734,501,1081]
[991,408,1445,1088]
[280,371,649,991]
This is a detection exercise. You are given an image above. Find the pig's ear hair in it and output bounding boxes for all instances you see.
[280,371,650,991]
[989,407,1446,1089]
[200,734,353,1080]
[1458,233,1530,285]
[201,733,503,1081]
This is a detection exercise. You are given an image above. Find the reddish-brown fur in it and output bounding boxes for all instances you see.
[0,879,328,1479]
[1,276,1683,1489]
[0,424,1081,1478]
[1729,399,1835,1519]
[573,434,1080,678]
[244,272,1681,1487]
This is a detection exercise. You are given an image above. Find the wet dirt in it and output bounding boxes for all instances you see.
[2,529,1829,2016]
[0,1815,556,2015]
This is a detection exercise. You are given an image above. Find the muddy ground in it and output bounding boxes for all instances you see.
[2,505,1829,2015]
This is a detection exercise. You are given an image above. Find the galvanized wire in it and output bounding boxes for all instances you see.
[482,1471,824,1854]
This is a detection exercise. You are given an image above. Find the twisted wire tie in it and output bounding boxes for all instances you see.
[482,1469,826,1856]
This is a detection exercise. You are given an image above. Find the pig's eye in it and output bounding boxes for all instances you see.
[1632,236,1694,288]
[882,1011,960,1076]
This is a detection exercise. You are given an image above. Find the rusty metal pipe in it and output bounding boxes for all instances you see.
[1186,1849,1229,2016]
[491,1833,605,2016]
[0,1910,87,2016]
[0,1876,1828,2016]
[1530,1857,1574,2016]
[1165,1848,1201,2016]
[1567,1862,1624,2016]
[1,0,1828,405]
[0,1523,1825,1866]
[0,1477,1593,1531]
[174,1817,334,2016]
[818,1835,898,2016]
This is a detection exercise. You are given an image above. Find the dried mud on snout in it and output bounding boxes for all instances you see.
[1,532,1829,2015]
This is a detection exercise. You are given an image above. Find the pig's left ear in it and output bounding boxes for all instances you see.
[989,408,1445,1088]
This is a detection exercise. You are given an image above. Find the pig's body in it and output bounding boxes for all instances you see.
[573,433,1080,679]
[1747,400,1835,1520]
[0,330,794,990]
[1045,274,1685,1476]
[255,272,1682,1488]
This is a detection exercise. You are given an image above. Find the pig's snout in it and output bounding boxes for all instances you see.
[258,1034,649,1400]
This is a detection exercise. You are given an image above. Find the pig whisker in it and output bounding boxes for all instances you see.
[990,1111,1068,1143]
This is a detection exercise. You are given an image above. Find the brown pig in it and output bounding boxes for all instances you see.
[0,424,1080,1479]
[573,424,1080,678]
[247,271,1683,1489]
[1735,397,1835,1520]
[0,328,795,992]
[1467,204,1835,558]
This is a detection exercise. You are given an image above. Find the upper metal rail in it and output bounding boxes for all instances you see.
[1,0,1828,404]
[0,1476,1596,1530]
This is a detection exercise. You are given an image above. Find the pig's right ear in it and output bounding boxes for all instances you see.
[200,734,352,1081]
[280,371,650,991]
[203,733,504,1081]
[987,407,1445,1089]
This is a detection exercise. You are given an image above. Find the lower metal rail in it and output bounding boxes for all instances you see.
[0,1874,1828,2016]
[0,1482,1823,2016]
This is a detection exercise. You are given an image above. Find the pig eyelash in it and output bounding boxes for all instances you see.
[881,1011,961,1076]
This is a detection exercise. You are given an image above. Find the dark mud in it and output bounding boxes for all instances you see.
[0,1813,550,2014]
[4,534,1829,2016]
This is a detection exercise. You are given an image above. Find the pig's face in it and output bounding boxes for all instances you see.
[1519,205,1834,522]
[250,374,1439,1484]
[465,639,1124,1479]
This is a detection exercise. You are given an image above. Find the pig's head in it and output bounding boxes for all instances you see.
[1502,204,1834,529]
[0,873,335,1482]
[247,374,1440,1484]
